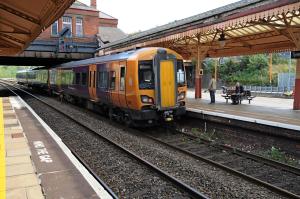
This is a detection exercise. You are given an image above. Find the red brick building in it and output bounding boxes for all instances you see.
[37,0,126,44]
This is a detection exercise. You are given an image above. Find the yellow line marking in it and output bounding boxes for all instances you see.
[0,98,5,197]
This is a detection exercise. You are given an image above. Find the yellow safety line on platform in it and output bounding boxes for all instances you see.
[0,98,5,198]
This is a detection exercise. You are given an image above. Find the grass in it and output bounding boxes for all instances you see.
[261,146,298,167]
[199,129,217,141]
[189,127,217,142]
[191,128,200,135]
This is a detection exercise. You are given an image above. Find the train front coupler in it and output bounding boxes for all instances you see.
[162,110,174,122]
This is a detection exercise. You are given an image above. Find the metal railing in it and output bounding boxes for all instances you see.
[243,85,295,96]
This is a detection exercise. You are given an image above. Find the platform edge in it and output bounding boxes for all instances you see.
[13,96,113,199]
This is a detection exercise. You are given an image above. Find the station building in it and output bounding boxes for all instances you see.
[36,0,126,48]
[0,0,127,66]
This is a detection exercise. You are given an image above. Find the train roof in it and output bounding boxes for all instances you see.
[16,70,28,73]
[58,49,139,68]
[57,47,182,69]
[16,69,36,73]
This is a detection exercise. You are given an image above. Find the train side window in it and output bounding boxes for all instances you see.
[61,73,65,84]
[75,73,80,85]
[81,72,87,86]
[104,72,108,89]
[89,71,92,87]
[120,67,125,91]
[67,71,73,85]
[109,71,116,90]
[93,71,96,88]
[98,72,108,89]
[98,72,102,88]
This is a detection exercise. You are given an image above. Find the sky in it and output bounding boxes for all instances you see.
[79,0,240,34]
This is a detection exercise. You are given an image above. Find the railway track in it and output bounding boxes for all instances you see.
[2,80,299,198]
[143,127,300,199]
[0,81,209,199]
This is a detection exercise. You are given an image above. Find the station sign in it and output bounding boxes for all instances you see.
[291,51,300,59]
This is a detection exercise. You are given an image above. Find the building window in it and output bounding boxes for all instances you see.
[62,16,72,37]
[76,18,83,37]
[51,20,58,36]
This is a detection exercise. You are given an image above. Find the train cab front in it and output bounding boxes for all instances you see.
[135,48,187,125]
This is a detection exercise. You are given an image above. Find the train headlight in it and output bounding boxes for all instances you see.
[178,92,185,101]
[141,95,154,104]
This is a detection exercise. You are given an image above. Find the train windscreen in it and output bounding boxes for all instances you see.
[138,61,154,89]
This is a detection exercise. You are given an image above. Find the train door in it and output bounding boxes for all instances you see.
[109,62,120,107]
[160,60,176,108]
[118,61,127,108]
[88,64,97,101]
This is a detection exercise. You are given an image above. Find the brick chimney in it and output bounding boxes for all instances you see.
[90,0,97,9]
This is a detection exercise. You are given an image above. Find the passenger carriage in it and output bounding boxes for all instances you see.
[18,47,187,126]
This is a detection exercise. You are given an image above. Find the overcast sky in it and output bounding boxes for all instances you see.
[79,0,239,34]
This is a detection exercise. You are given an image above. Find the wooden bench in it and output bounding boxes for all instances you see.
[244,90,255,104]
[221,89,255,104]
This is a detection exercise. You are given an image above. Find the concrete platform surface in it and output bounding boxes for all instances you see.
[187,90,300,130]
[0,96,113,199]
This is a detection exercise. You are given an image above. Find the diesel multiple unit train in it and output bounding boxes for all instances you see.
[17,47,187,126]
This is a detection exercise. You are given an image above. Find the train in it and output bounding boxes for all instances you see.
[16,47,187,126]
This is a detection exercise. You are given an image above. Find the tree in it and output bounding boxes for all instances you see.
[247,54,268,85]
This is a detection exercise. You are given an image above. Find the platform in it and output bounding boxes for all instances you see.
[0,96,112,199]
[186,91,300,131]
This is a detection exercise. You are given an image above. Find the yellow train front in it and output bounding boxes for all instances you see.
[47,47,186,126]
[123,47,187,125]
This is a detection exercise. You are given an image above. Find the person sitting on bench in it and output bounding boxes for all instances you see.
[231,82,244,105]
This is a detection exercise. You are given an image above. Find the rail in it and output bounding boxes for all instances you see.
[0,80,209,199]
[142,127,300,199]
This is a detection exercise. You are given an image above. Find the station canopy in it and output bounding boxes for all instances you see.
[0,0,75,56]
[98,0,300,59]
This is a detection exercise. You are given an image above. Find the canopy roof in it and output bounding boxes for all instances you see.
[0,0,75,56]
[99,0,300,59]
[98,27,127,44]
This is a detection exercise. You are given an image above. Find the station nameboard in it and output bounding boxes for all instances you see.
[291,51,300,59]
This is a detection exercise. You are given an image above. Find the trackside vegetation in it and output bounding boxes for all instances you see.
[0,66,29,78]
[203,53,296,86]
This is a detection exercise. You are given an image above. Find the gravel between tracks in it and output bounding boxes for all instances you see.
[24,94,290,199]
[20,95,190,199]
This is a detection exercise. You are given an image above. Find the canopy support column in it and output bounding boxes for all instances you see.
[195,42,208,99]
[289,31,300,110]
[195,45,202,98]
[294,59,300,110]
